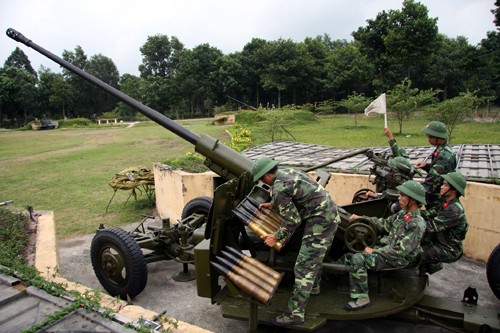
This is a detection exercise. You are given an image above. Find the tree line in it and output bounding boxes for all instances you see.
[1,0,499,128]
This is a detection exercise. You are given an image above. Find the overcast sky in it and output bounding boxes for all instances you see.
[0,0,496,76]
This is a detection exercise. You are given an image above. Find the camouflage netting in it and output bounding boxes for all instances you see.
[106,167,155,212]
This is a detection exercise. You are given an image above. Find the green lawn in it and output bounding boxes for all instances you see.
[0,114,498,239]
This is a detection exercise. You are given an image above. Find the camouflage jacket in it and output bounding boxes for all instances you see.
[389,139,409,158]
[421,198,468,257]
[271,168,337,240]
[422,144,457,206]
[366,209,426,267]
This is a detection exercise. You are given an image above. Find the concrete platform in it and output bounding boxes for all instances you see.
[56,220,499,332]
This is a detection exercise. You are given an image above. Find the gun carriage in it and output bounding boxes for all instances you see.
[7,28,499,332]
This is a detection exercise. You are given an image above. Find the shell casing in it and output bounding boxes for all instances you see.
[215,256,275,294]
[247,222,283,251]
[225,246,282,281]
[211,261,272,304]
[219,251,280,288]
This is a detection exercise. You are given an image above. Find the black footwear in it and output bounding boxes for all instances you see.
[344,297,371,311]
[425,262,443,274]
[271,313,304,326]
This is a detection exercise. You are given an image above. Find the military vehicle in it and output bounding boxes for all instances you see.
[7,28,499,333]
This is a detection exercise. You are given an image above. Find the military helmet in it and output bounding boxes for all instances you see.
[396,180,426,205]
[441,171,467,196]
[421,121,449,140]
[252,157,279,182]
[389,156,412,174]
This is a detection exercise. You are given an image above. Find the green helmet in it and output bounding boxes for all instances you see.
[441,171,466,196]
[252,157,279,182]
[421,121,449,140]
[396,180,426,205]
[389,156,412,174]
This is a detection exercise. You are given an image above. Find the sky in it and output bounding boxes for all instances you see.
[0,0,497,76]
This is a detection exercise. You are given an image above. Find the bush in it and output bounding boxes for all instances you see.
[227,124,252,152]
[162,152,208,173]
[0,207,30,267]
[58,118,96,128]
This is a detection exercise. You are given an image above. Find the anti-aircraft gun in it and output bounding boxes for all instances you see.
[8,29,499,333]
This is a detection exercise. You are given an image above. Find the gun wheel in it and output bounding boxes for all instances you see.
[91,227,147,299]
[486,243,500,299]
[352,188,376,203]
[181,196,213,219]
[344,218,377,253]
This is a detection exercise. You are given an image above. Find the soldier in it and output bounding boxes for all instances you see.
[252,157,339,326]
[384,126,409,158]
[421,172,469,273]
[416,121,457,210]
[345,180,426,311]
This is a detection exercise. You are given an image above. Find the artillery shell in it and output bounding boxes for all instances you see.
[211,261,272,304]
[225,246,282,281]
[219,251,280,287]
[215,256,274,294]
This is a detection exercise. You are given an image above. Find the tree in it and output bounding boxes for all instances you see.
[336,92,371,127]
[388,78,438,135]
[85,54,120,114]
[118,74,144,119]
[37,68,74,119]
[326,41,374,101]
[4,47,37,80]
[240,38,268,108]
[425,91,480,142]
[139,34,184,78]
[0,66,37,126]
[62,46,93,117]
[49,74,74,119]
[257,39,314,108]
[385,0,439,81]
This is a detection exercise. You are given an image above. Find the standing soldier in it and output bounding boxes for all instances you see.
[416,121,457,210]
[384,126,409,158]
[421,172,469,273]
[252,157,339,326]
[345,180,426,311]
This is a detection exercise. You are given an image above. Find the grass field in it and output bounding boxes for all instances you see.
[0,113,498,239]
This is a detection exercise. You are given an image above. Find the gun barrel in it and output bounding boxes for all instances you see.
[6,28,253,179]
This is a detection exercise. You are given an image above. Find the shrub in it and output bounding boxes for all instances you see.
[227,124,252,152]
[58,118,96,128]
[0,207,30,267]
[162,152,208,173]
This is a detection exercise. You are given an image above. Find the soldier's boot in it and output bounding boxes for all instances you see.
[271,313,304,326]
[311,285,320,295]
[344,296,371,311]
[425,262,443,275]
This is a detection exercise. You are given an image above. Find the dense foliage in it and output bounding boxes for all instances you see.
[0,207,30,266]
[1,0,499,128]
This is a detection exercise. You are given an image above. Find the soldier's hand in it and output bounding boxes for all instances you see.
[364,247,373,254]
[349,214,360,222]
[384,127,394,140]
[416,161,426,169]
[260,234,277,248]
[259,202,273,211]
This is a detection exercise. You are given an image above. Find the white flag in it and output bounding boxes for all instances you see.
[364,93,386,116]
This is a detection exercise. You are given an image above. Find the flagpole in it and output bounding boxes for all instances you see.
[383,93,387,128]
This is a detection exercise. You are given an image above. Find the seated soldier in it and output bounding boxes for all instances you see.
[421,172,469,273]
[344,180,426,311]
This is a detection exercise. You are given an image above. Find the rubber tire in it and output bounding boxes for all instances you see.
[181,196,213,219]
[352,188,375,203]
[486,243,500,299]
[90,228,147,299]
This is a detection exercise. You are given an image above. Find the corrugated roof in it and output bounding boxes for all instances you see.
[243,142,500,183]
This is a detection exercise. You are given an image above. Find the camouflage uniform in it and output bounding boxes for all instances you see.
[388,139,409,158]
[272,168,339,319]
[421,198,468,263]
[349,210,425,299]
[422,144,456,210]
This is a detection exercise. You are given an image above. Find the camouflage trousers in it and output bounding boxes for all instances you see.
[421,241,462,263]
[349,253,391,299]
[287,214,338,318]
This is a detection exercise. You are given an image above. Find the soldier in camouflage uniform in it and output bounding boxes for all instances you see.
[416,121,457,211]
[421,172,468,273]
[384,126,409,158]
[252,157,339,326]
[345,180,426,311]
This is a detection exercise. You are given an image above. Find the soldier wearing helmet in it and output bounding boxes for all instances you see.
[252,157,339,326]
[345,180,426,311]
[416,121,457,210]
[421,172,469,273]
